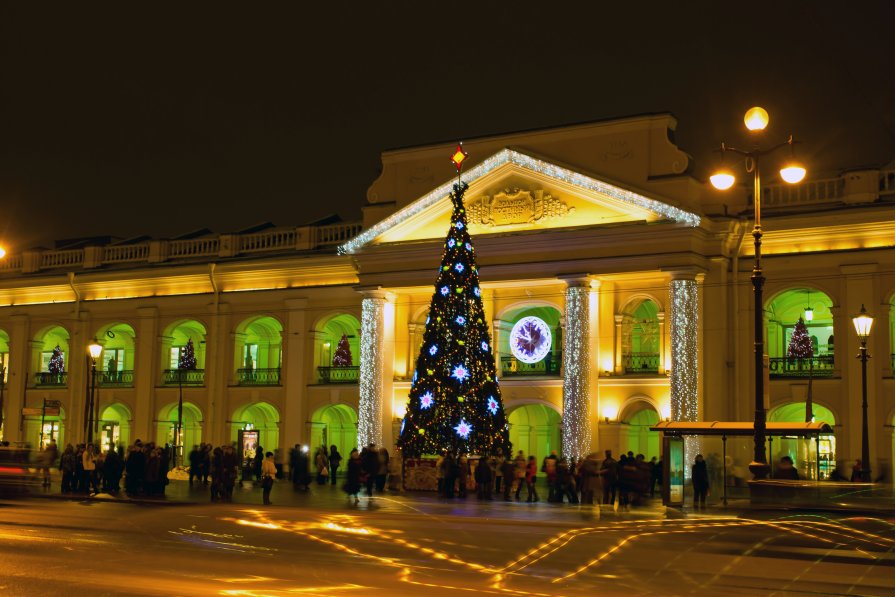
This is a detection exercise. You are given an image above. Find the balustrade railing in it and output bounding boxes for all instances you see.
[162,369,205,385]
[499,352,562,377]
[169,238,220,259]
[316,223,363,246]
[622,352,660,375]
[35,372,67,387]
[762,177,844,208]
[96,370,135,387]
[103,245,149,263]
[317,366,360,384]
[239,230,296,253]
[768,355,835,378]
[40,249,83,269]
[237,367,281,385]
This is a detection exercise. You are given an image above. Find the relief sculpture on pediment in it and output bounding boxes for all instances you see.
[465,188,574,228]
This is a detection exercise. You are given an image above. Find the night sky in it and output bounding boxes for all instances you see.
[0,2,893,251]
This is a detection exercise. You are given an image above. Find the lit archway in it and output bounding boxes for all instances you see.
[310,404,358,459]
[0,328,9,387]
[620,298,661,375]
[766,288,835,378]
[95,323,136,386]
[24,405,66,450]
[508,403,561,459]
[315,313,360,383]
[620,401,661,459]
[233,315,283,385]
[231,402,280,453]
[100,403,132,452]
[160,320,207,385]
[33,325,70,386]
[156,402,203,450]
[769,401,837,479]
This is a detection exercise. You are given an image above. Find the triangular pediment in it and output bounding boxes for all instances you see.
[340,149,700,254]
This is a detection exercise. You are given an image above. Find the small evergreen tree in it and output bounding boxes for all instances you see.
[48,345,65,374]
[332,334,353,367]
[178,338,197,370]
[787,317,814,423]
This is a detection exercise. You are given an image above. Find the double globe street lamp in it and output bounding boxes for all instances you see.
[710,106,806,480]
[86,340,102,445]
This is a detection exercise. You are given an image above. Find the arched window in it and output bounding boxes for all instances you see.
[33,325,70,387]
[160,320,207,385]
[95,323,136,387]
[622,300,660,375]
[315,314,360,384]
[234,316,283,385]
[766,288,834,378]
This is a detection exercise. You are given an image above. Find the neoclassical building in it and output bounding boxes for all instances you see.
[1,114,894,481]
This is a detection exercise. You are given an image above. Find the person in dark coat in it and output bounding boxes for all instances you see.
[361,444,379,496]
[442,452,456,498]
[145,448,160,497]
[777,455,800,480]
[500,458,515,501]
[692,454,709,510]
[599,450,618,506]
[210,446,224,502]
[188,445,202,485]
[125,441,145,496]
[253,446,264,482]
[103,447,122,493]
[222,445,238,501]
[344,449,362,503]
[60,444,76,493]
[475,456,494,500]
[328,445,342,486]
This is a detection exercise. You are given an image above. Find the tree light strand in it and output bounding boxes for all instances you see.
[562,285,591,461]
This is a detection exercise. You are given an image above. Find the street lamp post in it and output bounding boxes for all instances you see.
[852,305,874,482]
[87,341,102,445]
[710,106,806,480]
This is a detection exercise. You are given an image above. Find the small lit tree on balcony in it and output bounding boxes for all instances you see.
[332,334,353,367]
[787,317,814,423]
[48,344,65,380]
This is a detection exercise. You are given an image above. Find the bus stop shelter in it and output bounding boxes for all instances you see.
[649,421,834,506]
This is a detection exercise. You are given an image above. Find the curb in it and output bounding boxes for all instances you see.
[24,492,197,507]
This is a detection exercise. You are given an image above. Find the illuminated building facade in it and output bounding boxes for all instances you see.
[1,114,894,481]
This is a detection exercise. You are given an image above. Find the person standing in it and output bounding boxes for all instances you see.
[188,445,202,486]
[493,448,505,495]
[344,449,362,503]
[777,455,800,480]
[513,451,527,500]
[210,446,224,502]
[457,453,469,498]
[82,444,98,495]
[500,457,515,501]
[442,452,456,498]
[125,440,146,496]
[435,451,446,495]
[525,455,539,502]
[60,444,76,493]
[376,448,390,492]
[599,450,618,506]
[475,456,493,500]
[692,454,709,510]
[261,451,276,505]
[361,444,379,497]
[328,445,342,486]
[315,447,329,485]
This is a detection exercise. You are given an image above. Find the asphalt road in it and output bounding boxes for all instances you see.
[0,490,893,596]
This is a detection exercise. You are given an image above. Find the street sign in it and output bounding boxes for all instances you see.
[44,400,62,408]
[43,399,61,416]
[22,407,42,416]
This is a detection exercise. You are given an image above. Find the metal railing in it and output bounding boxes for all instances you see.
[622,352,661,375]
[161,369,205,385]
[499,352,562,377]
[103,245,150,263]
[169,238,219,259]
[40,249,83,269]
[237,367,281,386]
[35,372,68,387]
[768,355,835,378]
[762,177,844,208]
[96,370,135,387]
[317,366,360,384]
[315,223,363,246]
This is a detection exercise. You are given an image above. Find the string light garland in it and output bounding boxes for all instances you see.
[561,284,591,461]
[398,165,512,457]
[669,278,698,423]
[339,148,701,255]
[358,294,386,447]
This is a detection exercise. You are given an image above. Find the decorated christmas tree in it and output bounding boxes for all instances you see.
[332,334,353,367]
[787,317,814,422]
[178,338,197,370]
[48,344,65,374]
[398,144,511,457]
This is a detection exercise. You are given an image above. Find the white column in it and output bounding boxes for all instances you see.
[669,274,699,422]
[560,275,592,461]
[358,289,394,448]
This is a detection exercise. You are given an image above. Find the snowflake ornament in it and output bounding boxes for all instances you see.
[452,364,469,382]
[420,391,434,409]
[448,238,456,248]
[487,396,499,415]
[440,286,449,296]
[456,315,466,325]
[429,344,438,355]
[454,262,464,273]
[474,287,481,297]
[455,221,464,230]
[481,341,489,352]
[454,419,472,439]
[465,243,472,251]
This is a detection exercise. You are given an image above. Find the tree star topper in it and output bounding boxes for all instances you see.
[450,142,468,173]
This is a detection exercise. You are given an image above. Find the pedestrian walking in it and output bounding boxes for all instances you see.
[442,452,456,498]
[525,455,539,502]
[82,444,98,495]
[513,451,526,500]
[60,444,76,493]
[315,447,329,485]
[493,448,505,494]
[599,450,618,506]
[361,444,378,496]
[261,451,276,505]
[475,456,493,500]
[500,457,515,501]
[344,449,362,503]
[376,448,389,492]
[328,445,342,486]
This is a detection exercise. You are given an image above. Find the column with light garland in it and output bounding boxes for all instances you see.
[669,275,699,423]
[358,291,387,448]
[560,278,592,461]
[398,144,511,457]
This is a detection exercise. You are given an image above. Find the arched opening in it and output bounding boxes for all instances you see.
[95,323,136,387]
[231,402,280,455]
[621,299,661,375]
[234,315,283,385]
[0,328,9,386]
[100,403,132,452]
[315,313,360,384]
[33,325,70,387]
[766,288,834,378]
[310,404,358,460]
[24,406,66,450]
[156,402,203,451]
[620,401,661,459]
[500,306,562,378]
[508,403,561,459]
[161,320,207,386]
[769,402,837,479]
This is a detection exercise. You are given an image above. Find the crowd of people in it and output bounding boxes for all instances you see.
[432,448,665,509]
